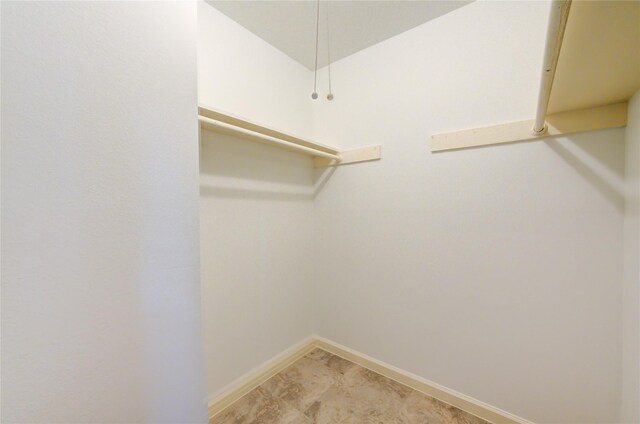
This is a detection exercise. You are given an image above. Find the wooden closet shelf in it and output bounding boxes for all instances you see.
[198,104,381,167]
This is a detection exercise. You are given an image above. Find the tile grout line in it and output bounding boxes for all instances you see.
[311,346,493,424]
[266,373,314,422]
[212,347,486,424]
[207,338,318,421]
[268,347,466,424]
[209,338,529,424]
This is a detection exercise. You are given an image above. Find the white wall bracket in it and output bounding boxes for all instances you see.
[431,102,627,152]
[429,0,602,153]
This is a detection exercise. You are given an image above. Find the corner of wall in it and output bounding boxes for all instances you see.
[621,89,640,424]
[197,0,319,399]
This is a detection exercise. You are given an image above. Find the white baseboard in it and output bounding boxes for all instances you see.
[206,335,318,418]
[207,335,535,424]
[314,336,534,424]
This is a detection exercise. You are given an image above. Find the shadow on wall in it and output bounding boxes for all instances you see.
[199,126,624,212]
[544,129,625,212]
[199,130,336,201]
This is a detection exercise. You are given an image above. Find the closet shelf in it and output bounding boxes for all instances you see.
[198,104,381,167]
[431,0,635,152]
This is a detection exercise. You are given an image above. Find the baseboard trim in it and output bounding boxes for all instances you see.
[206,335,318,418]
[207,335,535,424]
[314,336,534,424]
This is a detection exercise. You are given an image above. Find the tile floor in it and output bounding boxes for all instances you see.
[209,348,490,424]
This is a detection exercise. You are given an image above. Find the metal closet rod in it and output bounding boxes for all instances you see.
[532,0,572,135]
[198,115,342,161]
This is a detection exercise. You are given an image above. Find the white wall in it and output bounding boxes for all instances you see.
[198,1,313,139]
[197,2,316,398]
[198,1,631,422]
[622,90,640,423]
[1,2,205,422]
[311,2,625,423]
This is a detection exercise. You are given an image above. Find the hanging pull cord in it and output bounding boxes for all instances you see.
[326,1,333,101]
[311,0,320,99]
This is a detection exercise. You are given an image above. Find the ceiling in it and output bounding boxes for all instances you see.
[207,0,472,70]
[207,1,640,115]
[548,0,640,114]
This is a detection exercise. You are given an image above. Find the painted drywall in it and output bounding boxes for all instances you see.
[622,90,640,424]
[311,1,625,423]
[198,0,630,421]
[1,2,205,422]
[197,2,316,399]
[198,1,313,139]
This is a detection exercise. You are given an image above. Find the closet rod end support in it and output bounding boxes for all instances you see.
[531,123,548,136]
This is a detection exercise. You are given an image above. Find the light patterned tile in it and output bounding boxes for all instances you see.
[448,407,490,424]
[261,349,355,413]
[260,369,332,413]
[209,387,264,424]
[302,382,411,424]
[306,349,355,377]
[209,387,311,424]
[341,366,412,423]
[400,390,489,424]
[345,367,411,403]
[286,414,314,424]
[303,385,361,424]
[212,349,492,424]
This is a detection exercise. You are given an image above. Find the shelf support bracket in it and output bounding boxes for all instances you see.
[314,145,382,168]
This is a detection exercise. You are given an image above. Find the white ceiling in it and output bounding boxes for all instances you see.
[206,0,473,70]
